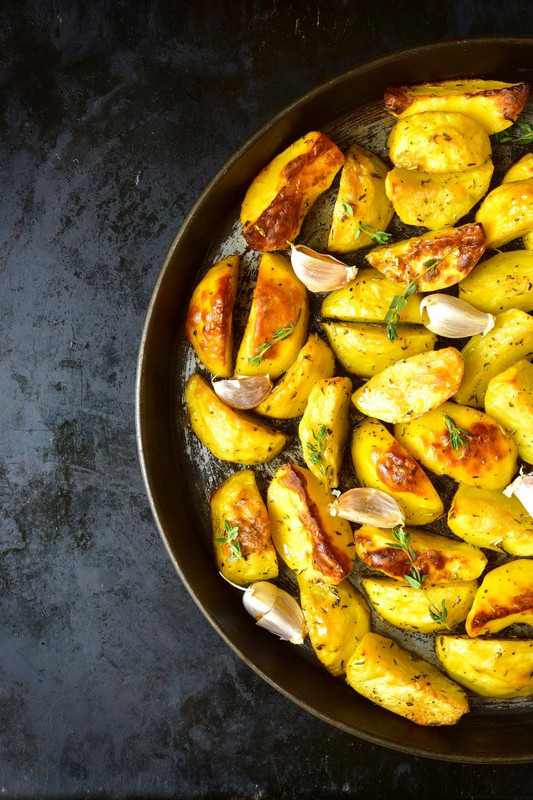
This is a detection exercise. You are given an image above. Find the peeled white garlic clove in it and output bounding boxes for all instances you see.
[329,487,405,528]
[212,375,273,409]
[420,294,495,338]
[504,473,533,518]
[289,243,357,293]
[243,581,306,644]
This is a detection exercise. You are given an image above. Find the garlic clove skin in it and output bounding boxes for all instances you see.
[289,243,357,293]
[212,375,273,409]
[420,294,495,338]
[243,581,306,644]
[504,473,533,518]
[329,487,405,528]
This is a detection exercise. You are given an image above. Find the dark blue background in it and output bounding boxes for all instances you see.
[2,2,533,797]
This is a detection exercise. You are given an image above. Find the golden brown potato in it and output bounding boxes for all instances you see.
[346,632,469,726]
[352,347,464,424]
[235,253,308,378]
[466,559,533,637]
[328,143,393,252]
[485,359,533,464]
[185,374,289,465]
[321,268,423,323]
[185,255,239,377]
[299,378,352,489]
[366,223,486,291]
[458,250,533,314]
[211,470,278,585]
[503,153,533,183]
[241,131,344,251]
[394,402,518,490]
[476,178,533,247]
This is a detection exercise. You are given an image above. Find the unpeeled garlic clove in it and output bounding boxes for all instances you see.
[504,473,533,518]
[289,243,357,293]
[420,294,495,338]
[212,375,273,409]
[329,487,405,527]
[243,581,306,644]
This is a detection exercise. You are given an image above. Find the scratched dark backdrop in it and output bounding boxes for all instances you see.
[2,1,533,798]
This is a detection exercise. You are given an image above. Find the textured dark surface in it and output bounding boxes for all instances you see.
[3,2,533,798]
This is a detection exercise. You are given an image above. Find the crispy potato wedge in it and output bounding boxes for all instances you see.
[352,347,464,424]
[458,250,533,314]
[448,483,533,556]
[235,253,308,378]
[394,402,518,490]
[211,470,278,585]
[503,153,533,184]
[185,374,289,465]
[366,223,486,291]
[455,308,533,407]
[299,377,352,489]
[436,636,533,698]
[328,143,393,252]
[362,577,477,633]
[351,418,443,525]
[241,131,344,251]
[321,268,423,323]
[298,577,370,676]
[185,255,239,377]
[476,178,533,247]
[267,463,354,585]
[485,359,533,464]
[466,559,533,637]
[355,525,487,584]
[255,334,335,419]
[384,79,529,134]
[346,632,469,726]
[385,161,494,230]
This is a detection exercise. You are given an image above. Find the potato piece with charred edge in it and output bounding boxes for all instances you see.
[211,470,278,586]
[394,402,518,490]
[185,255,239,377]
[436,636,533,698]
[268,463,355,585]
[299,378,352,489]
[362,577,478,634]
[355,525,487,585]
[185,374,289,465]
[466,560,533,637]
[448,483,533,556]
[321,268,423,323]
[366,223,486,291]
[384,79,529,134]
[485,359,533,464]
[298,577,370,676]
[351,418,443,525]
[352,347,464,424]
[322,322,436,379]
[458,250,533,314]
[255,334,335,419]
[328,143,393,253]
[455,308,533,407]
[235,253,309,378]
[241,131,344,252]
[476,179,533,247]
[503,153,533,184]
[346,632,469,726]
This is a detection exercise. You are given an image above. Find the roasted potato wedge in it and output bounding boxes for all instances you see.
[455,308,533,407]
[503,153,533,184]
[448,483,533,556]
[384,79,529,134]
[352,347,464,424]
[185,255,239,377]
[346,632,469,726]
[366,223,486,291]
[466,559,533,637]
[362,577,477,633]
[211,470,278,585]
[241,131,344,251]
[185,374,289,465]
[298,578,370,676]
[351,418,443,525]
[321,268,423,323]
[299,377,352,489]
[436,636,533,698]
[355,525,487,584]
[394,402,518,490]
[458,250,533,314]
[485,359,533,464]
[322,322,436,378]
[235,253,308,378]
[328,143,393,252]
[268,463,354,584]
[255,334,335,419]
[476,178,533,247]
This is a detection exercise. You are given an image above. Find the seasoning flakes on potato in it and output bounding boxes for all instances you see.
[465,559,533,637]
[458,250,533,314]
[321,267,423,323]
[476,178,533,248]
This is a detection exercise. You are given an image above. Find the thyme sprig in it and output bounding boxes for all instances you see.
[495,120,533,146]
[444,414,473,452]
[355,223,392,245]
[247,321,296,367]
[341,199,354,216]
[306,424,330,478]
[216,519,242,562]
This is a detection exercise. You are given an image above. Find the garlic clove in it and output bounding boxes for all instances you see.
[504,473,533,518]
[420,294,495,338]
[329,487,405,527]
[212,375,273,409]
[289,243,358,293]
[243,581,306,644]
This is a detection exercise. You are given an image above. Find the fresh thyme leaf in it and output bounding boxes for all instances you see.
[218,519,242,562]
[384,280,418,341]
[247,321,296,366]
[444,414,473,452]
[428,598,449,626]
[495,120,533,146]
[341,200,354,216]
[355,223,392,244]
[306,424,329,478]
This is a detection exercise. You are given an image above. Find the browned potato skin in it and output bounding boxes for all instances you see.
[465,559,533,637]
